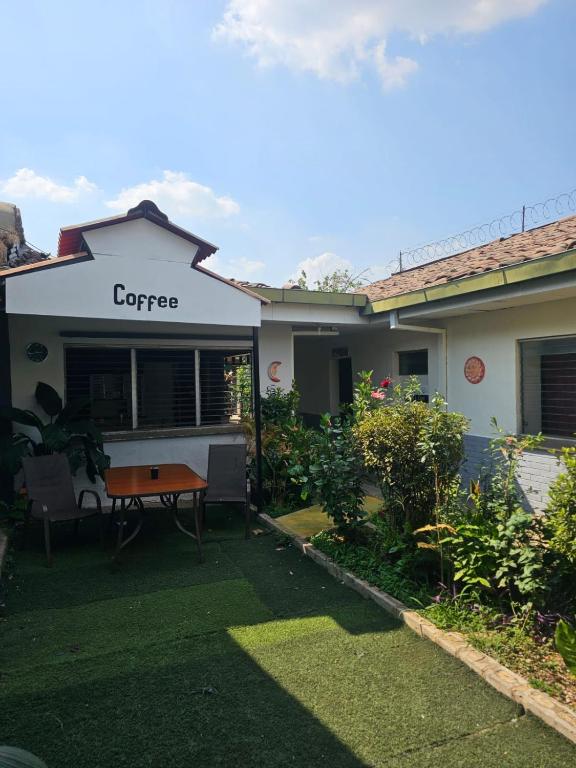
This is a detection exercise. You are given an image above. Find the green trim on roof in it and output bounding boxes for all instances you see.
[255,287,367,307]
[363,247,576,316]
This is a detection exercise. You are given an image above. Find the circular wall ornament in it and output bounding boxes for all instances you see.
[267,361,282,383]
[464,356,485,384]
[25,342,48,363]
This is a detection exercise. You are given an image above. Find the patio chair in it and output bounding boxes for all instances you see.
[202,444,251,539]
[21,454,104,566]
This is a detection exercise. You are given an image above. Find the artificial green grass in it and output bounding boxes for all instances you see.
[1,507,575,767]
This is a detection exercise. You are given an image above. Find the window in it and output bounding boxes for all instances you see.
[398,349,428,376]
[520,336,576,439]
[65,346,252,432]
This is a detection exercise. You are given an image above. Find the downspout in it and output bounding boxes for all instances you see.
[389,310,448,402]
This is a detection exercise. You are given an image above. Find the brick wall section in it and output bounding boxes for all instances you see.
[462,434,563,513]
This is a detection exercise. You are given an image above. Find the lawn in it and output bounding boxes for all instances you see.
[1,507,575,767]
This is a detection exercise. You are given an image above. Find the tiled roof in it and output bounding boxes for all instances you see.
[363,215,576,303]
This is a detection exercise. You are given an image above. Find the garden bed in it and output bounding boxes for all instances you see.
[312,526,576,712]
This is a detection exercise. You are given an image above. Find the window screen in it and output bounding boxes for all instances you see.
[398,349,428,376]
[520,336,576,438]
[65,347,132,431]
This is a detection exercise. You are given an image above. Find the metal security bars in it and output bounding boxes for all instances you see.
[65,346,252,433]
[520,336,576,439]
[200,350,252,426]
[65,347,132,431]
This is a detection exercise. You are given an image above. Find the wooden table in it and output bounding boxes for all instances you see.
[104,464,208,562]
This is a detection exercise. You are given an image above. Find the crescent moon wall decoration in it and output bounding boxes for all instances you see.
[267,361,282,383]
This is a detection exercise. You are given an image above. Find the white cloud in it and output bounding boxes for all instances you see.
[204,253,265,279]
[230,256,266,275]
[373,41,418,91]
[106,171,240,219]
[214,0,547,88]
[0,168,97,203]
[292,251,353,285]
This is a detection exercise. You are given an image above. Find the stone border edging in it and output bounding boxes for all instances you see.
[258,512,576,746]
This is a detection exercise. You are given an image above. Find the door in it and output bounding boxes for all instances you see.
[338,357,353,407]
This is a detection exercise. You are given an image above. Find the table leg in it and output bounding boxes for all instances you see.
[114,498,125,559]
[113,497,144,562]
[172,493,203,563]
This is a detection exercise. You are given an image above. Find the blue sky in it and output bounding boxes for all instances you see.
[1,0,574,286]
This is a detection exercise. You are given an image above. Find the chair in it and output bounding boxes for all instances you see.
[21,454,104,566]
[202,444,251,539]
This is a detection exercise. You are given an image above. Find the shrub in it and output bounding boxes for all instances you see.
[546,446,576,566]
[418,424,547,605]
[354,379,467,531]
[291,414,365,531]
[245,386,313,510]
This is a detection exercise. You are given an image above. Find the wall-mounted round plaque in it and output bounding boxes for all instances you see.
[464,356,485,384]
[25,342,48,363]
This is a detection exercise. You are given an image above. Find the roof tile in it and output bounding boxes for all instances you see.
[363,214,576,302]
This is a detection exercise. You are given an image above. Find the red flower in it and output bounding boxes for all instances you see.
[380,377,392,389]
[371,390,386,400]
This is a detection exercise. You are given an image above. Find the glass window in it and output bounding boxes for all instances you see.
[398,348,428,376]
[520,336,576,439]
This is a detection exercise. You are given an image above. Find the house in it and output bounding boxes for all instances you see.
[1,200,575,510]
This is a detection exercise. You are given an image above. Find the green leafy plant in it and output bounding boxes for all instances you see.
[545,446,576,566]
[417,424,547,605]
[294,267,368,293]
[355,379,467,531]
[555,619,576,675]
[0,381,110,483]
[245,386,313,510]
[291,414,365,531]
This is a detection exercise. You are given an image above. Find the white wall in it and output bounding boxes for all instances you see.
[259,323,294,393]
[444,297,576,437]
[5,219,261,327]
[343,328,442,396]
[293,328,443,415]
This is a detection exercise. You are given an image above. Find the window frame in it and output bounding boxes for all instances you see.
[518,333,576,444]
[64,341,253,437]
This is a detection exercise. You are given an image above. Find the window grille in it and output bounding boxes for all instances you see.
[200,350,252,425]
[137,349,196,429]
[520,336,576,439]
[65,346,252,432]
[65,347,132,430]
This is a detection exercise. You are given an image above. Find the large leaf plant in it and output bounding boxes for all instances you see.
[0,382,110,483]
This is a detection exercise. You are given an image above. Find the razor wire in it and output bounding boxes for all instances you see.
[398,188,576,271]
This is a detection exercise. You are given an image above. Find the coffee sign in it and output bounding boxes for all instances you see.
[113,283,179,312]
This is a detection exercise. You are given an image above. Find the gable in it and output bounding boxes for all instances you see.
[82,218,200,264]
